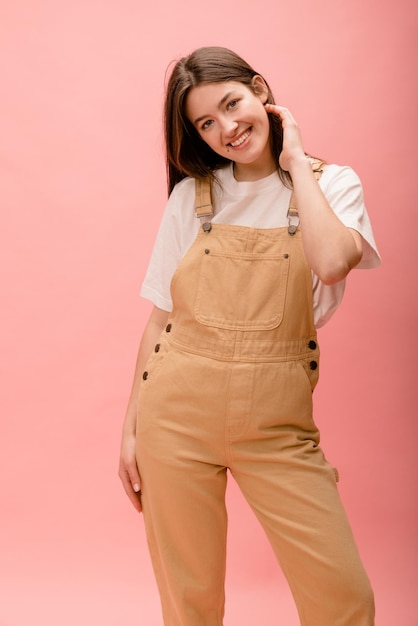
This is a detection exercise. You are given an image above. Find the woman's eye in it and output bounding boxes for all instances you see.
[227,99,239,110]
[201,119,214,130]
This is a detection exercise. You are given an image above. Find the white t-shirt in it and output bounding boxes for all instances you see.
[141,163,381,328]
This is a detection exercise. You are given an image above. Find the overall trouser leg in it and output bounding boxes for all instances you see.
[137,347,231,626]
[225,360,374,626]
[233,462,374,626]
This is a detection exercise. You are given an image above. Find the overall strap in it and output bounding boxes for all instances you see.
[195,178,213,233]
[195,159,326,235]
[287,158,326,235]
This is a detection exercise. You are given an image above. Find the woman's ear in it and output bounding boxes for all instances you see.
[251,75,269,104]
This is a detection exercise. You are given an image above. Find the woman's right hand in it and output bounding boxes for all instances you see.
[119,428,142,513]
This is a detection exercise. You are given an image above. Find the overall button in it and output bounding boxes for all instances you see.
[154,343,160,352]
[142,371,149,380]
[308,340,317,350]
[166,323,172,332]
[309,361,318,370]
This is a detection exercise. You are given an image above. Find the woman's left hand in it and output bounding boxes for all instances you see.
[264,104,306,172]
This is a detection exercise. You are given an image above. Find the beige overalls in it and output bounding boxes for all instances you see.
[136,172,374,626]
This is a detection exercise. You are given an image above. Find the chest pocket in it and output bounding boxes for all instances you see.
[194,248,290,331]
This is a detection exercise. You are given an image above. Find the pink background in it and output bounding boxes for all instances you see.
[1,1,416,624]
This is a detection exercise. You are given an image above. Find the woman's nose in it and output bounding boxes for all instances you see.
[221,117,239,137]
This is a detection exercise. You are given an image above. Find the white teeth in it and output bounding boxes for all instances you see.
[230,129,250,147]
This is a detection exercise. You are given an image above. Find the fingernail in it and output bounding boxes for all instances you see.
[133,483,140,492]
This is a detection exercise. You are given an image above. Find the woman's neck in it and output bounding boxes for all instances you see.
[232,153,277,182]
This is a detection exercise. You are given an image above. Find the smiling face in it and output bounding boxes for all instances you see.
[185,78,276,181]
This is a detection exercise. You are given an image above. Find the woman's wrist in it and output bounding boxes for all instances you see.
[122,407,137,435]
[286,153,311,177]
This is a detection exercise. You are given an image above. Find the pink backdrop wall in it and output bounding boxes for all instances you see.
[1,1,416,624]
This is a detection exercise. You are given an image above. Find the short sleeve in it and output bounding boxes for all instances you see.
[140,177,197,311]
[319,165,381,269]
[312,165,381,328]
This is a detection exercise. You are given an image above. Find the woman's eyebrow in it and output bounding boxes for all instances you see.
[194,91,234,125]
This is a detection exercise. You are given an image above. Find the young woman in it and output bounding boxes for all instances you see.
[119,46,380,626]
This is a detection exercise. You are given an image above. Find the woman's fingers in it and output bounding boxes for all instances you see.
[119,462,143,512]
[119,432,143,513]
[264,103,297,125]
[265,103,305,171]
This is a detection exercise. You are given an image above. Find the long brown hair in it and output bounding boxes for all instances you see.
[164,46,291,194]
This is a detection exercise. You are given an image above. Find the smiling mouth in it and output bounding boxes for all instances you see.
[228,128,252,148]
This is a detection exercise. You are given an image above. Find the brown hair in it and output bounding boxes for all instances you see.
[164,46,291,194]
